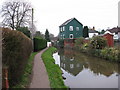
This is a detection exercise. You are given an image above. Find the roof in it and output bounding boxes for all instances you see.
[104,31,113,35]
[108,27,120,33]
[89,29,98,33]
[98,31,113,37]
[59,18,83,27]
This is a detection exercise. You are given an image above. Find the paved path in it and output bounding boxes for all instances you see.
[29,48,50,88]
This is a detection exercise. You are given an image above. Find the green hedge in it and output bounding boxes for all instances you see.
[33,37,47,52]
[2,28,32,87]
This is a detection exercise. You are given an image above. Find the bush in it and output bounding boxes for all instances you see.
[2,28,32,87]
[58,39,64,48]
[33,37,47,52]
[100,47,119,62]
[75,37,84,46]
[89,36,107,49]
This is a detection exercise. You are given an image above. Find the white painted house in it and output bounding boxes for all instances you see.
[89,29,98,38]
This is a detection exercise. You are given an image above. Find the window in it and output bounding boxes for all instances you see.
[69,26,73,31]
[70,64,74,69]
[60,27,62,32]
[70,57,74,61]
[69,34,73,39]
[76,27,79,31]
[61,35,62,39]
[63,34,65,39]
[63,26,65,31]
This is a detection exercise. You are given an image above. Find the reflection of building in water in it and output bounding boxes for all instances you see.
[59,49,84,76]
[58,48,119,77]
[60,55,83,76]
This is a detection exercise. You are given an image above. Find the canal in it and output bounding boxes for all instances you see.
[53,48,119,88]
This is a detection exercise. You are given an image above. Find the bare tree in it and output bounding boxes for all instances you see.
[1,1,32,30]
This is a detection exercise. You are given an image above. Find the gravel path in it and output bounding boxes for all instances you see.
[29,48,50,88]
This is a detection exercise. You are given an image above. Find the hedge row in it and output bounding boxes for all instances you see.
[74,37,120,62]
[2,28,32,87]
[33,37,47,52]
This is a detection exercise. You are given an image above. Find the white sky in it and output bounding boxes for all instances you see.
[0,0,119,36]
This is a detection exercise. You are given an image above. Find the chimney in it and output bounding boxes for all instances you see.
[93,26,95,30]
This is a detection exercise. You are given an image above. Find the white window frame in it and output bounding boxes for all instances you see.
[69,34,74,39]
[61,27,62,32]
[76,27,79,31]
[69,26,73,31]
[63,26,65,31]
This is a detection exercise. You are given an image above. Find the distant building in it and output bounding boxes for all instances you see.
[103,31,114,47]
[59,18,83,47]
[89,29,98,38]
[59,18,83,40]
[98,31,114,47]
[107,27,120,41]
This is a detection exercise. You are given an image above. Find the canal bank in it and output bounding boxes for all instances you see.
[53,48,119,88]
[41,47,67,88]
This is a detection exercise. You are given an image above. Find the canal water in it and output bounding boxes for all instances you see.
[53,49,119,88]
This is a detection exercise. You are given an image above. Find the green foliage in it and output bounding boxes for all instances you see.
[89,36,107,49]
[13,52,38,88]
[16,27,31,38]
[83,26,89,38]
[100,47,119,62]
[58,39,64,48]
[45,29,50,42]
[75,37,84,47]
[33,37,47,52]
[2,28,32,87]
[100,29,105,34]
[41,47,67,88]
[34,31,44,38]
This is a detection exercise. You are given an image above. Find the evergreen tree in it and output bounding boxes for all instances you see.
[83,26,89,38]
[100,29,105,34]
[17,27,31,38]
[45,29,50,42]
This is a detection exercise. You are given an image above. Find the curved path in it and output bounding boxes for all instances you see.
[29,48,50,88]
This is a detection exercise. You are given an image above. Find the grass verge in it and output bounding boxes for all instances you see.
[41,47,67,88]
[12,52,38,88]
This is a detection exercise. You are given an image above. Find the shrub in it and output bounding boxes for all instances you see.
[100,47,119,62]
[58,39,64,48]
[2,28,32,87]
[75,37,84,46]
[33,37,47,52]
[89,36,107,49]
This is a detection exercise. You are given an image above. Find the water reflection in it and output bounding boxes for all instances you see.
[58,49,119,77]
[54,49,119,88]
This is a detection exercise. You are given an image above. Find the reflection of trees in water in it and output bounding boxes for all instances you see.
[58,48,119,77]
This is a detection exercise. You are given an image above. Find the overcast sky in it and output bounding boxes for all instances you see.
[0,0,119,36]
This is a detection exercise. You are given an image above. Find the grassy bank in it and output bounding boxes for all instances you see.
[13,52,38,88]
[41,47,67,88]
